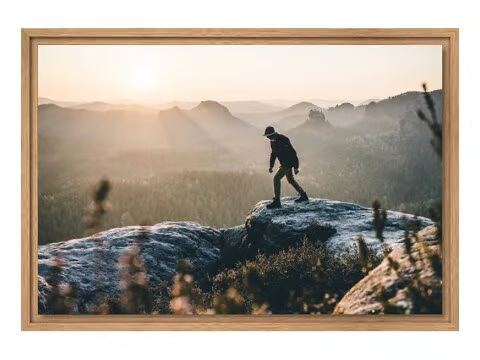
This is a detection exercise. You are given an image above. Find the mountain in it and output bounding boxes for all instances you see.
[37,104,167,155]
[309,98,385,107]
[237,101,323,129]
[190,100,234,119]
[352,90,442,132]
[188,101,262,155]
[276,91,442,131]
[38,104,109,140]
[221,101,283,114]
[38,103,219,152]
[39,98,158,113]
[276,106,331,132]
[307,98,351,108]
[189,101,256,134]
[277,101,323,118]
[158,100,283,114]
[358,98,380,106]
[37,101,269,175]
[38,90,443,178]
[324,102,365,127]
[70,101,157,113]
[144,101,266,159]
[158,101,199,110]
[261,98,364,108]
[38,97,80,107]
[288,109,333,133]
[70,101,110,111]
[273,113,309,132]
[286,109,346,160]
[157,106,217,150]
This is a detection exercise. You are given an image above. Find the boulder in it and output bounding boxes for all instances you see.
[240,197,432,258]
[333,226,442,315]
[218,225,248,267]
[38,222,221,313]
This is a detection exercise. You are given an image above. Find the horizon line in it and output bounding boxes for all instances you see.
[38,87,443,106]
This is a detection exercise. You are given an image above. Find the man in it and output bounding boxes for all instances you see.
[263,126,309,209]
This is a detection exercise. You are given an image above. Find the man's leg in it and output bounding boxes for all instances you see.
[273,166,289,200]
[285,168,305,194]
[286,168,309,202]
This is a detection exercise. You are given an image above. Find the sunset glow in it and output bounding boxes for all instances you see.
[38,45,442,103]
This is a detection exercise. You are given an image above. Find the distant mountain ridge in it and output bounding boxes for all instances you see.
[236,101,324,130]
[272,102,324,131]
[38,97,80,108]
[157,106,216,150]
[352,89,442,132]
[278,90,442,130]
[38,89,442,147]
[155,100,258,151]
[277,101,322,116]
[37,99,264,159]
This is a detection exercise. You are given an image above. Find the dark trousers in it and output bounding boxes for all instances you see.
[273,166,305,200]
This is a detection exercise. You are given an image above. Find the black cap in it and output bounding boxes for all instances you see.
[263,126,276,137]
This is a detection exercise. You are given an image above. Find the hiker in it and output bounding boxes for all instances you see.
[263,126,309,209]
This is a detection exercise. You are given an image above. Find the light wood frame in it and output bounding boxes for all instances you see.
[21,28,459,331]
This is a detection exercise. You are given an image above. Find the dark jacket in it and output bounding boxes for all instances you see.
[269,134,299,169]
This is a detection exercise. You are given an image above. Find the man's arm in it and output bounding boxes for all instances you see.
[269,145,277,169]
[282,136,300,169]
[293,153,300,170]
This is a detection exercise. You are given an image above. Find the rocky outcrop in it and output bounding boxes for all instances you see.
[38,222,221,313]
[333,226,442,315]
[218,225,248,267]
[237,197,432,259]
[38,198,433,313]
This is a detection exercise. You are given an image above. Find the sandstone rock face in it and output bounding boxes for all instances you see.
[38,222,221,313]
[240,197,432,258]
[333,226,442,315]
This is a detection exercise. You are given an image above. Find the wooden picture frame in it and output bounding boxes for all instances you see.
[21,28,459,331]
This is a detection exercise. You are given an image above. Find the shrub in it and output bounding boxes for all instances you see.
[304,222,337,243]
[212,239,382,314]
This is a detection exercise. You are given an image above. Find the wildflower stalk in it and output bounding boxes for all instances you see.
[85,178,111,314]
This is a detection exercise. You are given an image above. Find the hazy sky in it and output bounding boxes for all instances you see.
[38,45,442,103]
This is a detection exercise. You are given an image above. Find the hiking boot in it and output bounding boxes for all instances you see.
[266,199,282,209]
[294,192,309,203]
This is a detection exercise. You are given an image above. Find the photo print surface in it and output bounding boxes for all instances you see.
[37,44,443,315]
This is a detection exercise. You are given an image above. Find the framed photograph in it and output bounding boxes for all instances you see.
[22,28,458,330]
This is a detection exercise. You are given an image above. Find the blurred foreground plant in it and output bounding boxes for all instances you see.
[170,259,209,314]
[86,178,112,314]
[364,202,442,314]
[418,83,442,246]
[380,223,442,314]
[43,257,77,314]
[417,83,442,158]
[117,225,153,314]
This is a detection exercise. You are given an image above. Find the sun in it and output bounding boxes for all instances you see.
[125,65,158,93]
